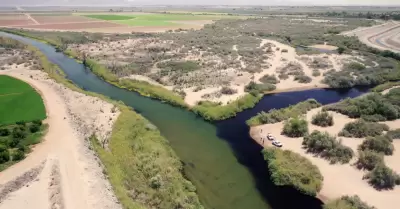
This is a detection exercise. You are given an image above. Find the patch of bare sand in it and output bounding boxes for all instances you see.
[0,66,121,209]
[382,86,400,95]
[250,106,400,209]
[309,44,338,51]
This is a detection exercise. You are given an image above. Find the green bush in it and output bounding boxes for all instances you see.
[365,163,400,190]
[0,150,10,164]
[11,150,25,161]
[282,117,308,137]
[12,126,27,139]
[356,150,384,171]
[359,136,394,155]
[311,111,334,127]
[339,120,389,138]
[324,93,400,121]
[262,148,323,196]
[247,99,321,126]
[29,123,41,133]
[303,131,353,164]
[0,128,10,136]
[324,195,376,209]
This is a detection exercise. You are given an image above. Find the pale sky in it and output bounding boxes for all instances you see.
[3,0,400,6]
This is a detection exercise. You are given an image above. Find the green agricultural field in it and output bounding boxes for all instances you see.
[82,13,239,27]
[0,75,46,125]
[84,14,136,20]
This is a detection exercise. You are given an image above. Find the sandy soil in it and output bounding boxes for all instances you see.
[0,66,121,209]
[309,44,338,51]
[249,104,400,209]
[343,21,400,53]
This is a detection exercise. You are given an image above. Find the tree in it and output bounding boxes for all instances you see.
[282,117,308,137]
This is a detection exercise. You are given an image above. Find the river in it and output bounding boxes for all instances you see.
[0,32,368,209]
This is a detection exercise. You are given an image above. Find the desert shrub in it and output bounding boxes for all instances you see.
[339,120,389,138]
[247,99,321,126]
[303,131,353,164]
[365,163,400,190]
[324,93,400,121]
[356,150,384,171]
[262,148,323,196]
[311,111,334,127]
[278,73,289,80]
[259,74,279,84]
[11,150,25,161]
[386,128,400,140]
[294,74,312,83]
[282,117,309,137]
[281,49,288,53]
[244,81,276,93]
[312,70,321,77]
[220,86,238,95]
[324,195,375,209]
[359,136,394,155]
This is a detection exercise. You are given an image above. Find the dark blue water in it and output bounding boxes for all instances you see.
[1,31,369,209]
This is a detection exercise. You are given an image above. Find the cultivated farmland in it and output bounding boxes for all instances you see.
[0,75,46,125]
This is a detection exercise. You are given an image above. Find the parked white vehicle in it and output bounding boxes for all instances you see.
[267,133,275,141]
[272,140,283,148]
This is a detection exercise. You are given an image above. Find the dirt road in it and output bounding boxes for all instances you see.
[0,66,121,209]
[343,21,400,53]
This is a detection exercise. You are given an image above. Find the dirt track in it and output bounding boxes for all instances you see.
[0,66,121,209]
[343,21,400,53]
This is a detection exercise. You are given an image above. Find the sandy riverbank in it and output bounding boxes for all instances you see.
[249,100,400,209]
[0,65,121,209]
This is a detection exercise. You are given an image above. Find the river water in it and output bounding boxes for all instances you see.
[1,32,368,209]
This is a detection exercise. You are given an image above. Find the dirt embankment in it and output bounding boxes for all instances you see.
[0,65,121,209]
[343,21,400,53]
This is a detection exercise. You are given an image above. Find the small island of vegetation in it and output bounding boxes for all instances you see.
[262,147,323,197]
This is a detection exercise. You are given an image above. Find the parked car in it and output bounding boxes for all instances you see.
[267,133,275,141]
[272,140,283,148]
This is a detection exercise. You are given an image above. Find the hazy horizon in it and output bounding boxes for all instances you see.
[1,0,400,6]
